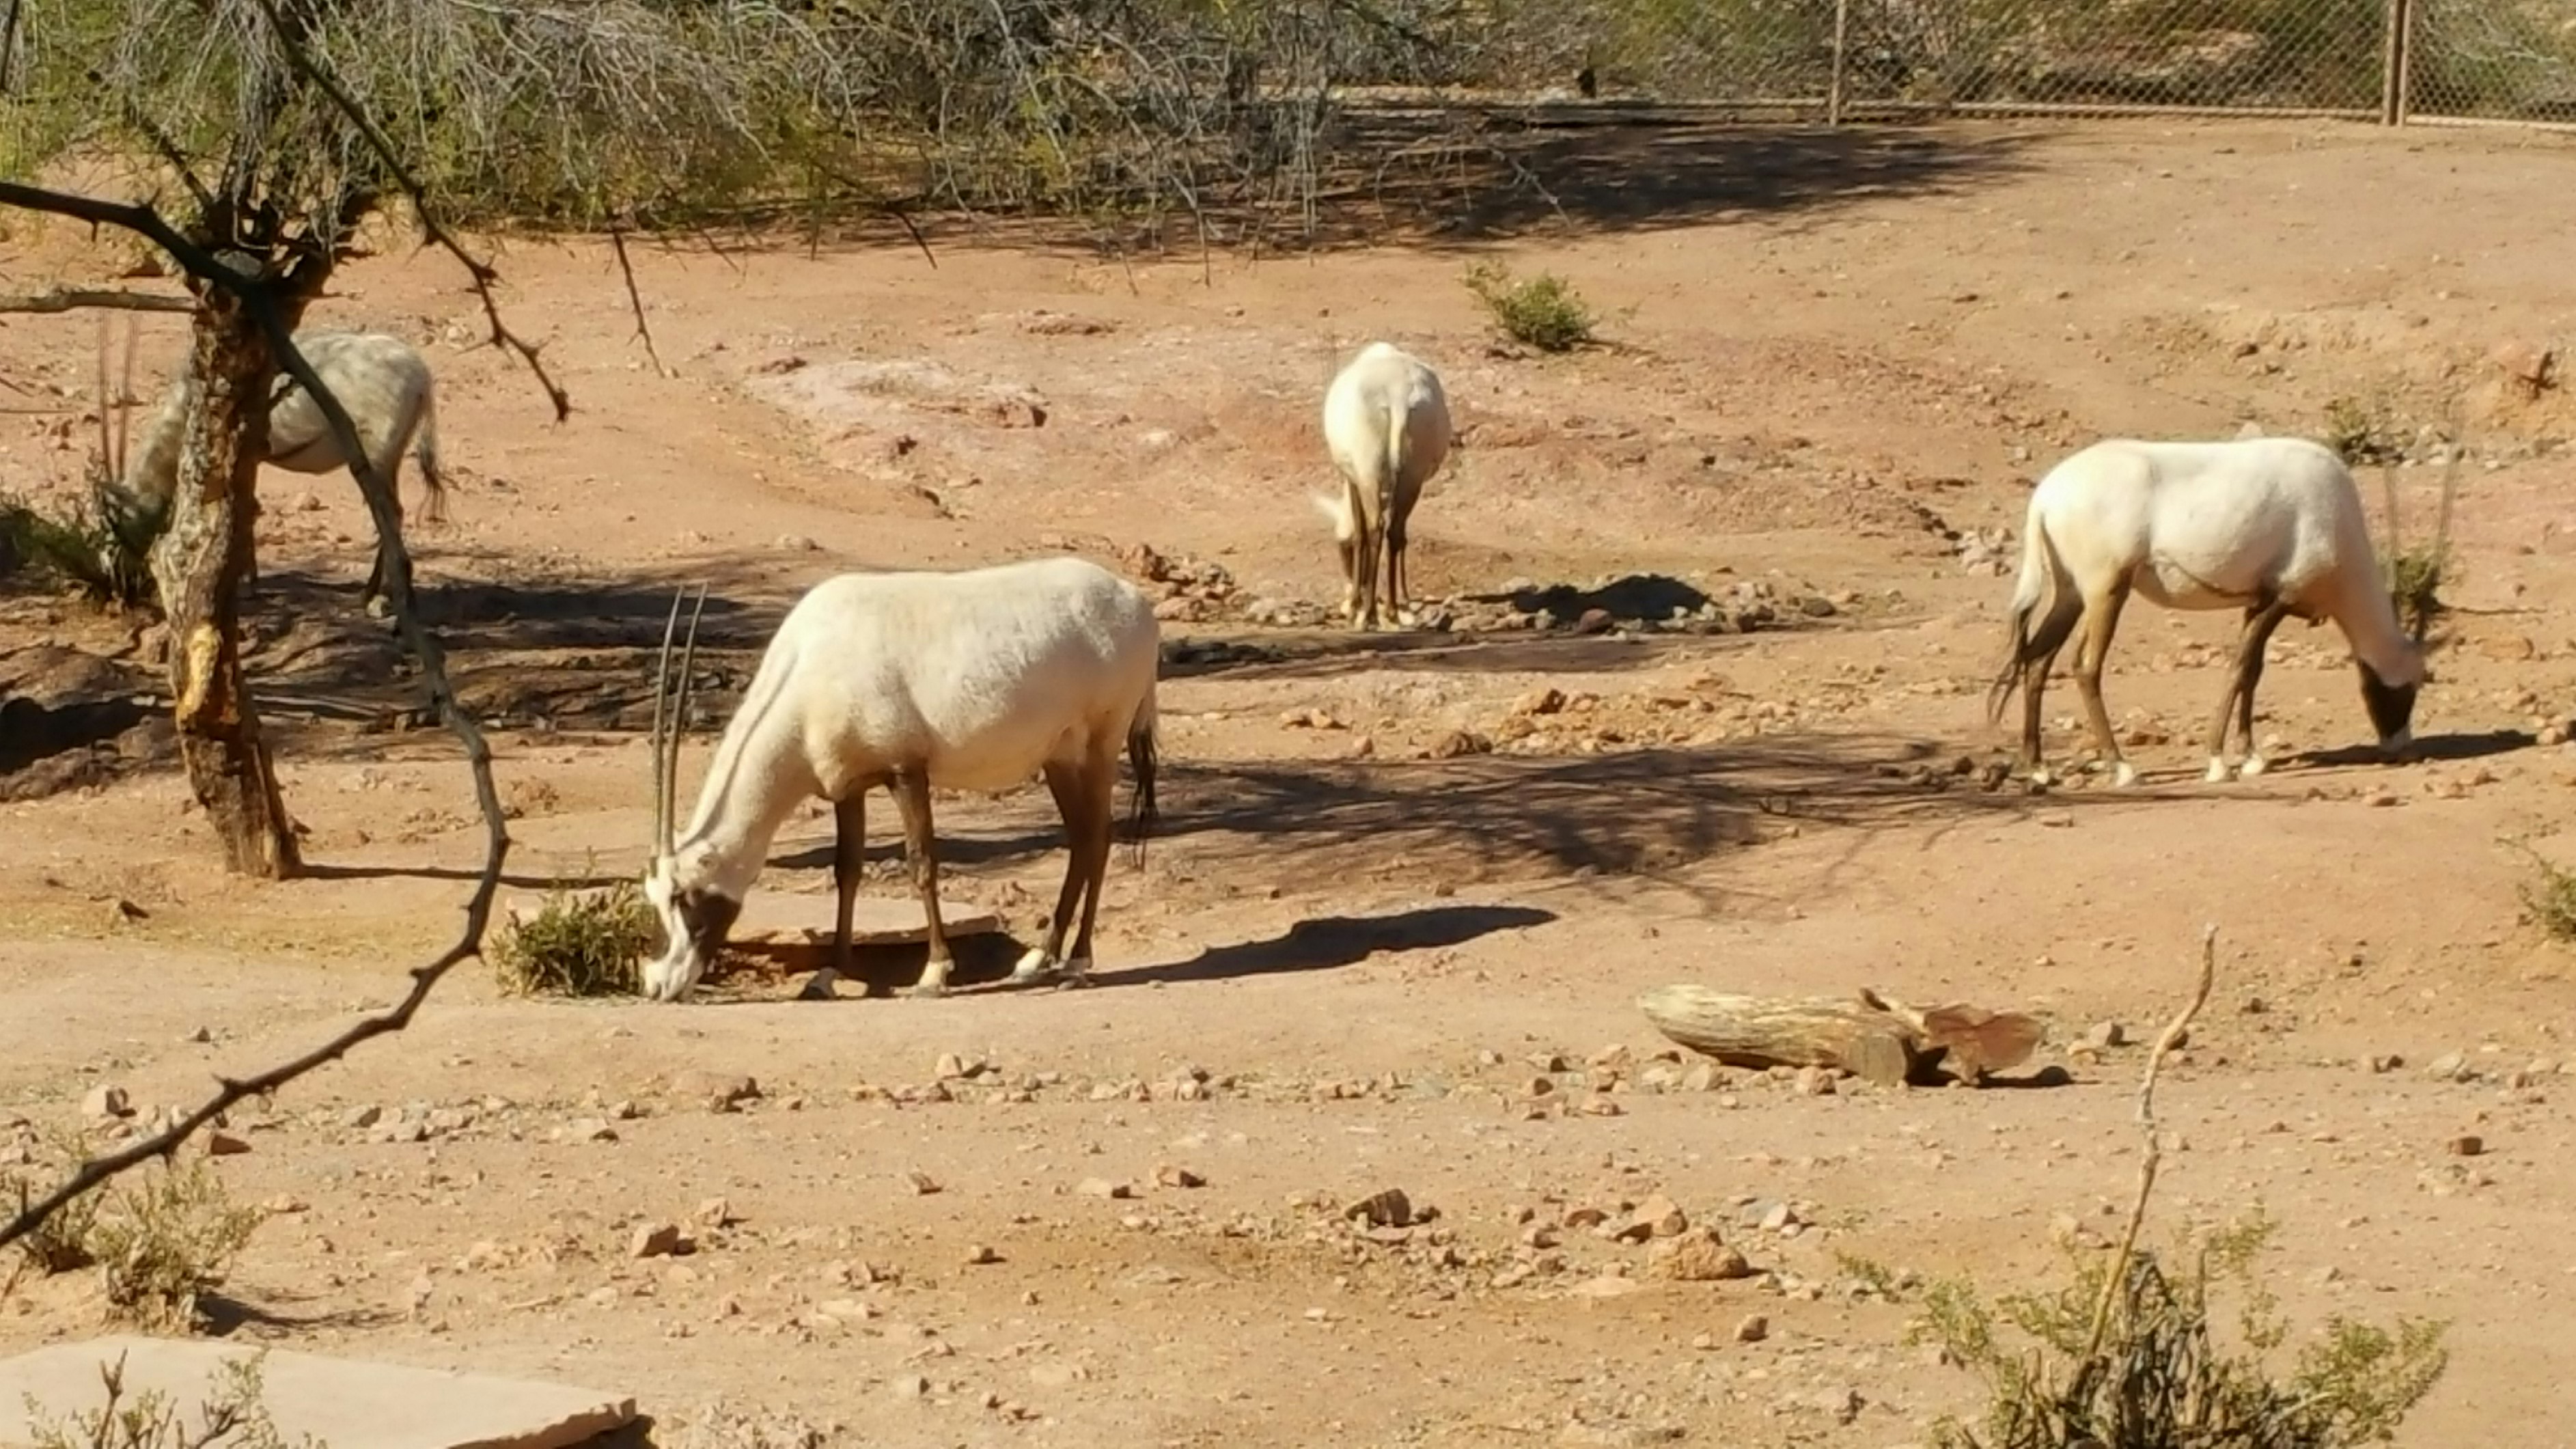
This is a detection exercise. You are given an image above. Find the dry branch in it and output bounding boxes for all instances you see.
[1635,984,2044,1086]
[2079,924,2217,1370]
[0,288,191,314]
[0,180,512,1260]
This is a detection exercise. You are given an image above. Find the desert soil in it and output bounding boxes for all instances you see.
[5,115,2576,1447]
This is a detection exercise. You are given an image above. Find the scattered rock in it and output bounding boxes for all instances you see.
[2084,1021,2127,1050]
[905,1170,943,1196]
[2448,1134,2485,1157]
[672,1071,762,1112]
[2426,1051,2474,1084]
[695,1197,737,1228]
[1734,1312,1771,1343]
[1076,1177,1135,1200]
[965,1244,1002,1265]
[565,1118,618,1143]
[1649,1228,1755,1282]
[1345,1187,1413,1229]
[203,1130,251,1157]
[341,1104,383,1129]
[1619,1194,1689,1241]
[1152,1163,1206,1189]
[81,1085,132,1120]
[630,1223,684,1259]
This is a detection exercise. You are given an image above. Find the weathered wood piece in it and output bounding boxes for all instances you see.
[1636,984,2044,1087]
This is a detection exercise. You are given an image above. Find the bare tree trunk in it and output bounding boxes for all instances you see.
[150,281,301,879]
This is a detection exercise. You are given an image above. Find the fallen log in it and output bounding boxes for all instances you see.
[1636,984,2045,1086]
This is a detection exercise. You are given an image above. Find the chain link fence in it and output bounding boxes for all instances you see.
[1326,0,2576,123]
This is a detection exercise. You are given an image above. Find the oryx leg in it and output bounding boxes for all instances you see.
[1060,747,1120,982]
[2017,593,2082,786]
[1012,756,1105,984]
[1385,500,1413,628]
[2069,578,2136,786]
[2204,599,2290,782]
[800,792,868,1000]
[890,769,958,998]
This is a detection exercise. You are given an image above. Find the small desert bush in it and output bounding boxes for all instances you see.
[2376,450,2459,644]
[87,1156,264,1332]
[0,483,156,609]
[5,1127,106,1275]
[26,1347,312,1449]
[2511,842,2576,941]
[1844,1207,2448,1449]
[1463,262,1598,353]
[2321,394,2402,467]
[491,876,658,998]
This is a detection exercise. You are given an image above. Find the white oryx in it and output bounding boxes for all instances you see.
[104,329,447,608]
[637,557,1163,1003]
[1315,341,1453,631]
[1987,435,2428,787]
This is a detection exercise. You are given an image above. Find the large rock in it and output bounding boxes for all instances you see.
[0,1337,633,1449]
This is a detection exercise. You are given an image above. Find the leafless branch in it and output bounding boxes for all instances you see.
[240,0,570,421]
[2079,923,2218,1370]
[0,180,512,1260]
[607,227,664,375]
[0,286,191,314]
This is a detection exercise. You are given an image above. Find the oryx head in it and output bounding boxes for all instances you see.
[639,583,736,1002]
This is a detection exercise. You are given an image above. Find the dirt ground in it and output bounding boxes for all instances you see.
[5,115,2576,1446]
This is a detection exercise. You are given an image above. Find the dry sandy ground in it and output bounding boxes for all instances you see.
[5,116,2576,1446]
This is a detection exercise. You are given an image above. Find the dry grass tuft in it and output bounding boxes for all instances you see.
[1463,262,1598,353]
[491,874,659,998]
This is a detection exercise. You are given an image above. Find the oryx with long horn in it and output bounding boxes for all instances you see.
[636,556,1166,1003]
[1987,434,2440,788]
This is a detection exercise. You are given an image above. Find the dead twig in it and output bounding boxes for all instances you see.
[607,227,664,376]
[0,287,192,314]
[2078,922,2218,1371]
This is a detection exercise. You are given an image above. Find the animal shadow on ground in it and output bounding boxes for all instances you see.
[708,903,1555,999]
[2297,727,2531,771]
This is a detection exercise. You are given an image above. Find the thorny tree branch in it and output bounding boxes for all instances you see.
[2077,923,2218,1371]
[240,0,572,420]
[0,286,192,314]
[607,227,664,375]
[0,179,512,1260]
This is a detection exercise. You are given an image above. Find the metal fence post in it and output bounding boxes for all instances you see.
[2380,0,2414,124]
[1828,0,1851,124]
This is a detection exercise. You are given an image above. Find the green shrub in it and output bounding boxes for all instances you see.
[88,1157,264,1333]
[1847,1206,2448,1449]
[491,877,659,998]
[1463,262,1598,353]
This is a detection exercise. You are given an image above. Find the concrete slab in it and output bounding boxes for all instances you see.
[0,1336,633,1449]
[506,888,1000,947]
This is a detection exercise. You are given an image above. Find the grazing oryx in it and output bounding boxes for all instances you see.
[637,557,1163,1004]
[1314,341,1452,631]
[1987,436,2428,788]
[104,329,447,609]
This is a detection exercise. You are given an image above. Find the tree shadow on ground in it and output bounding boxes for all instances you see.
[1324,111,2052,249]
[845,112,2052,260]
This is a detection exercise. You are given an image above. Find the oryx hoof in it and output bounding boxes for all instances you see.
[2204,757,2230,784]
[798,967,844,1002]
[2239,754,2269,779]
[1008,948,1062,984]
[899,977,951,1000]
[2110,761,2139,788]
